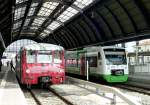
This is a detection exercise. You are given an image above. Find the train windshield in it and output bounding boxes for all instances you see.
[104,49,127,65]
[26,50,36,63]
[54,50,63,64]
[37,51,52,63]
[26,50,52,63]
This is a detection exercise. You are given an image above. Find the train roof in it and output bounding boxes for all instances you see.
[23,43,64,51]
[102,46,126,49]
[84,46,125,51]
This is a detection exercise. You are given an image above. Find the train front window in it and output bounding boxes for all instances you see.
[26,51,36,63]
[54,50,62,63]
[37,51,52,63]
[105,54,126,65]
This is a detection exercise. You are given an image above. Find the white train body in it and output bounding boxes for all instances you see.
[66,46,128,82]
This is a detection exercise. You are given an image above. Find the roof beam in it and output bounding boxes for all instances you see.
[17,0,32,39]
[16,0,72,9]
[134,0,150,28]
[14,16,47,24]
[33,4,66,39]
[0,32,6,49]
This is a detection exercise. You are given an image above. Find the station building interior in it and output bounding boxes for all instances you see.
[0,0,150,105]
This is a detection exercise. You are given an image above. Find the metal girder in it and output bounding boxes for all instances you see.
[134,0,150,28]
[104,5,125,37]
[83,14,102,41]
[14,16,47,24]
[66,25,83,45]
[0,32,6,49]
[96,9,116,39]
[79,19,96,42]
[54,33,67,48]
[116,0,137,33]
[16,0,73,9]
[17,0,32,39]
[63,26,79,46]
[61,29,75,48]
[87,12,108,41]
[34,4,71,39]
[34,3,64,36]
[72,23,89,44]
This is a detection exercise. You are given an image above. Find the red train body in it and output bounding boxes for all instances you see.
[15,43,65,87]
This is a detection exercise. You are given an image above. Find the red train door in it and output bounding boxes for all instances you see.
[21,50,26,83]
[80,55,86,76]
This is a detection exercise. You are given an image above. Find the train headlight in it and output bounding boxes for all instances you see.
[59,69,64,73]
[26,69,30,73]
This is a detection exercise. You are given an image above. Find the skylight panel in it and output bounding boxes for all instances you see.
[73,0,94,9]
[27,7,36,16]
[30,27,38,30]
[38,7,52,16]
[31,3,38,7]
[32,18,46,26]
[24,19,30,26]
[57,7,78,22]
[13,21,22,29]
[16,0,27,4]
[40,32,47,38]
[47,21,60,30]
[14,6,26,20]
[43,2,59,9]
[44,30,51,34]
[37,2,59,16]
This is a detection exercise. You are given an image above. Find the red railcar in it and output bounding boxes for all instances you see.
[15,43,65,88]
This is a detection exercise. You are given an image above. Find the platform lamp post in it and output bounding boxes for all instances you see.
[85,51,89,81]
[136,41,139,65]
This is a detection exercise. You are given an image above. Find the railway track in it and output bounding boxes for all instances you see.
[113,84,150,96]
[67,73,150,95]
[29,89,42,105]
[26,87,74,105]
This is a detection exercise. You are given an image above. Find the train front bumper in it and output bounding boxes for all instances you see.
[103,74,128,82]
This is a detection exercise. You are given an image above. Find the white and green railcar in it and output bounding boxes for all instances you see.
[65,46,128,82]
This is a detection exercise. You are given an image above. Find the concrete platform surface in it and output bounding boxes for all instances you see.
[50,84,134,105]
[0,66,28,105]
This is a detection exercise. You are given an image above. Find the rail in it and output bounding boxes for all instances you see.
[66,76,141,105]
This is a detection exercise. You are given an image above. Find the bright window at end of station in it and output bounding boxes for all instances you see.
[73,0,94,9]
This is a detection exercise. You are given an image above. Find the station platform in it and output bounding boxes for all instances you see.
[0,66,28,105]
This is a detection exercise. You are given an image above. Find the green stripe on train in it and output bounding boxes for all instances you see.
[90,73,128,82]
[66,68,128,82]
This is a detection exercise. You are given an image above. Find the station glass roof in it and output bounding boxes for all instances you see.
[13,0,95,39]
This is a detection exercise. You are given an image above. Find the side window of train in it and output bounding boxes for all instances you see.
[87,56,97,67]
[98,52,101,60]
